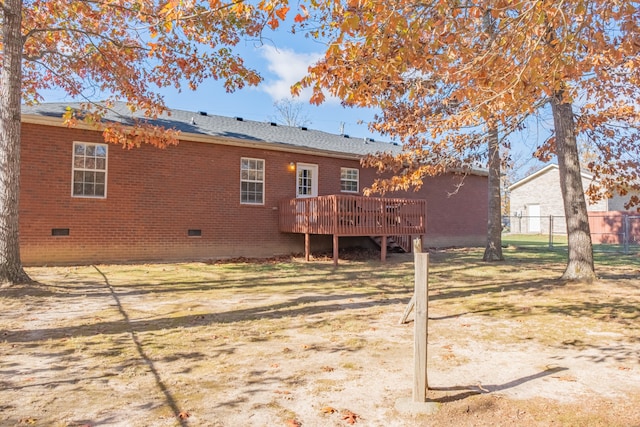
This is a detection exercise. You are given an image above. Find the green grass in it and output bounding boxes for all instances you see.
[503,233,566,246]
[504,233,640,258]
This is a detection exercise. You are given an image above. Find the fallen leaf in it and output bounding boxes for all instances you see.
[286,418,302,427]
[271,363,280,368]
[19,419,37,425]
[177,411,190,419]
[322,406,337,414]
[274,389,292,395]
[341,409,359,424]
[321,366,334,372]
[552,375,577,382]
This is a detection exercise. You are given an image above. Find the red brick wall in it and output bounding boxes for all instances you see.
[19,123,487,265]
[359,170,488,247]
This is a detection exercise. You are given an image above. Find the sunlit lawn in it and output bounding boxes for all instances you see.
[0,246,638,426]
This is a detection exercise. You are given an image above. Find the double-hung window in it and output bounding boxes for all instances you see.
[240,158,265,204]
[72,142,107,198]
[340,167,359,193]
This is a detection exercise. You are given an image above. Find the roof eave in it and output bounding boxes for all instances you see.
[21,113,367,161]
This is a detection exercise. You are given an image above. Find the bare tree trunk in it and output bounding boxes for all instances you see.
[550,91,595,282]
[0,0,31,285]
[483,125,504,261]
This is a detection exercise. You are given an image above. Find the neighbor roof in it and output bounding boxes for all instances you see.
[21,102,401,158]
[508,164,594,191]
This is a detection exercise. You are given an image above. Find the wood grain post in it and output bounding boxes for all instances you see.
[381,236,387,262]
[413,238,429,402]
[333,234,339,266]
[412,237,422,257]
[305,233,310,262]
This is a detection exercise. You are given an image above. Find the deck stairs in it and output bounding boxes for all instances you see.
[370,235,411,253]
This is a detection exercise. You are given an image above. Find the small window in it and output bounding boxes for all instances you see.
[340,168,359,193]
[72,142,108,198]
[240,158,265,204]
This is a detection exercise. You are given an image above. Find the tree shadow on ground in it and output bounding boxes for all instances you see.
[550,339,640,364]
[92,266,189,427]
[4,259,413,301]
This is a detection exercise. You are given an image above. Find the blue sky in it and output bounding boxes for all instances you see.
[41,26,383,142]
[40,24,549,179]
[163,42,384,140]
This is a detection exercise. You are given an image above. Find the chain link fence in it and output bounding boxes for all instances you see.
[503,213,640,254]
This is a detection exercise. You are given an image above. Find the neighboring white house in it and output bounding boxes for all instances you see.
[508,164,632,234]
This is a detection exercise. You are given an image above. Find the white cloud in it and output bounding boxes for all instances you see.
[259,45,336,104]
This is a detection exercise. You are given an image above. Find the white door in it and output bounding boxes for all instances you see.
[528,204,541,233]
[295,163,318,225]
[296,163,318,198]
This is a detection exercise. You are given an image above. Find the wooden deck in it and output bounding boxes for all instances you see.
[279,195,426,264]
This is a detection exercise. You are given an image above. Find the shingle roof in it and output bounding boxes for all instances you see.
[21,102,402,157]
[508,164,595,191]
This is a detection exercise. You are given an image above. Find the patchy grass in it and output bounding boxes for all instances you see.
[504,233,639,256]
[1,248,639,426]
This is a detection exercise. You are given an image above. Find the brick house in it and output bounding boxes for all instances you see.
[508,164,639,243]
[19,102,488,266]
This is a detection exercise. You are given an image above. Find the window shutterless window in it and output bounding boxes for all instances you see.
[72,142,108,198]
[240,158,265,204]
[340,167,359,193]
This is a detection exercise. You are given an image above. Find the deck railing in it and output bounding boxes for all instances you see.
[279,195,426,237]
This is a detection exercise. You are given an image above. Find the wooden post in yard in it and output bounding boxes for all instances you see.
[413,237,429,402]
[399,237,421,324]
[395,237,437,415]
[333,234,339,266]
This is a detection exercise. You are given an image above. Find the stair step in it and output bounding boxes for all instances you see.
[370,236,407,253]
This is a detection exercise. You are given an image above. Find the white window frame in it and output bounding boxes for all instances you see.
[240,157,265,205]
[71,141,108,198]
[340,167,359,193]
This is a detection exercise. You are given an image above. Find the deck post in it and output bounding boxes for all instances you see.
[305,233,310,261]
[333,234,339,266]
[381,236,387,262]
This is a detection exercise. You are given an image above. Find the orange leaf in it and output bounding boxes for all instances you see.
[294,5,309,23]
[276,6,289,21]
[322,406,337,414]
[341,409,359,424]
[178,411,190,419]
[286,419,302,427]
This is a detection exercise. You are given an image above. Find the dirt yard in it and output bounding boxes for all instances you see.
[1,248,639,426]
